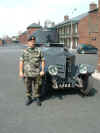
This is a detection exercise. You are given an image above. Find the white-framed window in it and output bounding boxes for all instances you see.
[74,24,78,33]
[59,38,64,43]
[62,26,65,35]
[64,26,67,35]
[67,38,70,48]
[67,26,70,34]
[74,38,78,48]
[59,28,62,35]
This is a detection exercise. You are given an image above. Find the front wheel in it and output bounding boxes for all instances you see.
[80,75,93,96]
[41,72,53,97]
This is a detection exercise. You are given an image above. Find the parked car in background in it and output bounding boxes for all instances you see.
[77,44,98,54]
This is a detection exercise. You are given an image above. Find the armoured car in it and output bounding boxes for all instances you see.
[40,43,98,96]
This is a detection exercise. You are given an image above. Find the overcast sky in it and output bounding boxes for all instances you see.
[0,0,98,38]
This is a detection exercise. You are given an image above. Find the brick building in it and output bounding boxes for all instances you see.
[0,39,3,46]
[18,23,42,44]
[27,23,42,35]
[56,0,100,71]
[18,31,28,44]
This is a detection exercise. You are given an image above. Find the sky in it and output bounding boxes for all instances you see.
[0,0,98,38]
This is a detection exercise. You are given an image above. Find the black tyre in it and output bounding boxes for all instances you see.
[41,72,52,97]
[80,75,93,96]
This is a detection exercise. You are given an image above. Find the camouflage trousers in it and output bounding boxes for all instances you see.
[24,76,42,98]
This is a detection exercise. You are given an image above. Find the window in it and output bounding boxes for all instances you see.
[74,38,78,48]
[74,24,78,33]
[59,28,62,35]
[67,38,70,48]
[62,26,65,35]
[67,26,70,34]
[64,27,67,35]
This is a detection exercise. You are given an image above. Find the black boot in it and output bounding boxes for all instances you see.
[36,97,41,106]
[25,96,32,106]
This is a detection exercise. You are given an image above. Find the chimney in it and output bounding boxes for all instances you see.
[64,15,69,21]
[90,2,97,11]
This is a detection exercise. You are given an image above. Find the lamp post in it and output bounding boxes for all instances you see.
[70,8,77,50]
[70,19,73,49]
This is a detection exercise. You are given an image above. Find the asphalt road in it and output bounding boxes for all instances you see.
[0,47,100,133]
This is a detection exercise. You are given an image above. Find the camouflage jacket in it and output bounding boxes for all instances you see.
[20,47,45,77]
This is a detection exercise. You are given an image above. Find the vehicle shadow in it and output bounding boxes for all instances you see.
[41,87,98,102]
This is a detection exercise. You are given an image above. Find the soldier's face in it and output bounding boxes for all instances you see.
[28,39,35,48]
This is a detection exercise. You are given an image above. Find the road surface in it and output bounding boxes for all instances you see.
[0,47,100,133]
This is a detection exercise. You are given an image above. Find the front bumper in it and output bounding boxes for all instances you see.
[51,76,76,89]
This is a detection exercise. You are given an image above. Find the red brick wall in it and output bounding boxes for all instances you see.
[27,28,40,35]
[88,11,98,46]
[0,40,3,46]
[78,9,100,71]
[97,5,100,71]
[78,16,89,44]
[18,27,41,44]
[18,34,28,44]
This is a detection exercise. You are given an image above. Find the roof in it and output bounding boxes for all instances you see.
[88,8,98,13]
[71,12,88,21]
[31,29,58,43]
[22,31,27,35]
[56,7,99,28]
[27,23,42,29]
[56,12,89,27]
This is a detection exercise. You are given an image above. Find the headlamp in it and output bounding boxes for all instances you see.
[48,65,58,76]
[79,64,88,74]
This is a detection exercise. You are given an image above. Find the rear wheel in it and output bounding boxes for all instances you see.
[80,75,93,96]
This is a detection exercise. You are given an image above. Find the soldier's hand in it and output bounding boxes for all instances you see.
[40,71,45,76]
[19,72,24,78]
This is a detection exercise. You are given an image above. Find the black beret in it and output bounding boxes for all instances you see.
[27,35,36,41]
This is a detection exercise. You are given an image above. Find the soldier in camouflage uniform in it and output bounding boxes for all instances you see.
[19,35,45,106]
